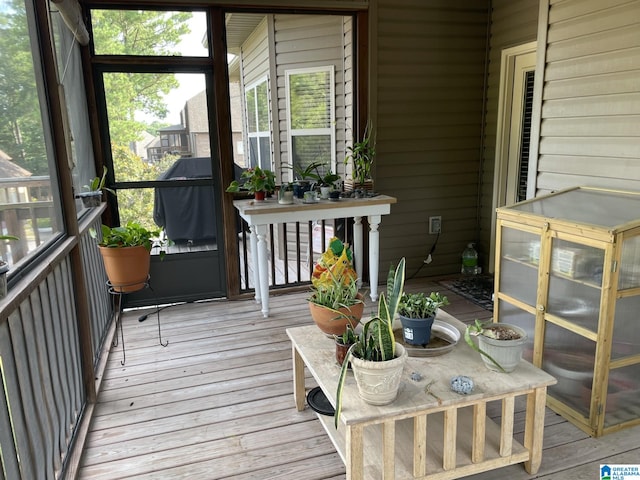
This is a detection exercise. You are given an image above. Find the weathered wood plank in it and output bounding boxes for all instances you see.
[77,278,640,479]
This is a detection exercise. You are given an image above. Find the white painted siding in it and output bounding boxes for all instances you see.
[374,0,490,278]
[532,0,640,195]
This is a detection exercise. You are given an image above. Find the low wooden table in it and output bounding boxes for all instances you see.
[286,312,556,480]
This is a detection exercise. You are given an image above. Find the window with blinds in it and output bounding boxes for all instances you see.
[517,70,535,203]
[285,66,335,173]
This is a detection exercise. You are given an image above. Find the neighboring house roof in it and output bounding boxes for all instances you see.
[158,124,186,133]
[0,151,32,178]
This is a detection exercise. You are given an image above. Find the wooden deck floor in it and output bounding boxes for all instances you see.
[77,277,640,479]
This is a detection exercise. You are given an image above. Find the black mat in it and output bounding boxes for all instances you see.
[438,274,494,312]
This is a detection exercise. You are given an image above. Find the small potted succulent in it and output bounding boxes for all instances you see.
[226,166,276,201]
[398,292,449,346]
[464,319,527,373]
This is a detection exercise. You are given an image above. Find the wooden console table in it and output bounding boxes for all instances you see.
[286,312,556,479]
[234,195,396,317]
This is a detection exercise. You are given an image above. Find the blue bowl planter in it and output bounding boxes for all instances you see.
[399,314,436,346]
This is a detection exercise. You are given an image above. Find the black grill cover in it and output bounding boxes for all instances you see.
[153,157,216,243]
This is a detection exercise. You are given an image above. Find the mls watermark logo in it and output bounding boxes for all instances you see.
[601,465,640,480]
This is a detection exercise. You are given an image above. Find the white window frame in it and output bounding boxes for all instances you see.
[244,76,271,170]
[285,66,336,174]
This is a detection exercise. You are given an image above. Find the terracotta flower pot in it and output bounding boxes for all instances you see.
[99,245,150,293]
[335,340,353,367]
[308,294,364,336]
[254,191,266,201]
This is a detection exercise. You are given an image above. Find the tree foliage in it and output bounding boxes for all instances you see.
[92,10,190,145]
[0,0,48,175]
[111,144,176,229]
[91,9,192,225]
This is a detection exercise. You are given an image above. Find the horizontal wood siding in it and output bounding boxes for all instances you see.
[374,0,490,278]
[0,255,85,480]
[241,18,269,88]
[274,14,347,173]
[534,0,640,195]
[480,0,539,271]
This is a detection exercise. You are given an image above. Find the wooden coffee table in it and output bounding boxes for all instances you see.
[286,312,556,480]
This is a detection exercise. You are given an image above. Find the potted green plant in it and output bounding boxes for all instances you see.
[464,319,527,373]
[277,182,294,204]
[334,258,407,426]
[308,274,364,336]
[0,234,19,299]
[344,123,375,192]
[398,292,449,346]
[91,222,171,293]
[226,166,276,201]
[283,162,320,198]
[334,324,357,367]
[308,238,363,336]
[76,166,115,208]
[313,165,340,199]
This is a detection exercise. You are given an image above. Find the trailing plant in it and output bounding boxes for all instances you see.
[398,292,449,319]
[308,239,362,325]
[464,319,524,373]
[334,257,406,428]
[308,273,362,311]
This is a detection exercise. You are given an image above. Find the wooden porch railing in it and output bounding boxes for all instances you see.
[0,176,57,264]
[0,207,113,479]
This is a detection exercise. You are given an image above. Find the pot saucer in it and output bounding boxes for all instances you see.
[393,319,460,357]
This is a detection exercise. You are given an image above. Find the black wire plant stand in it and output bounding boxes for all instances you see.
[108,275,168,365]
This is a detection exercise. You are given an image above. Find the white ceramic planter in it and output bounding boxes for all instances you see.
[320,186,331,199]
[477,324,527,373]
[350,343,408,405]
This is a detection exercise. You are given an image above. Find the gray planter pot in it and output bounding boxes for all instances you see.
[399,314,435,346]
[477,323,527,373]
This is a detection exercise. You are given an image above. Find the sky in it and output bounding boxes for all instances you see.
[162,12,207,124]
